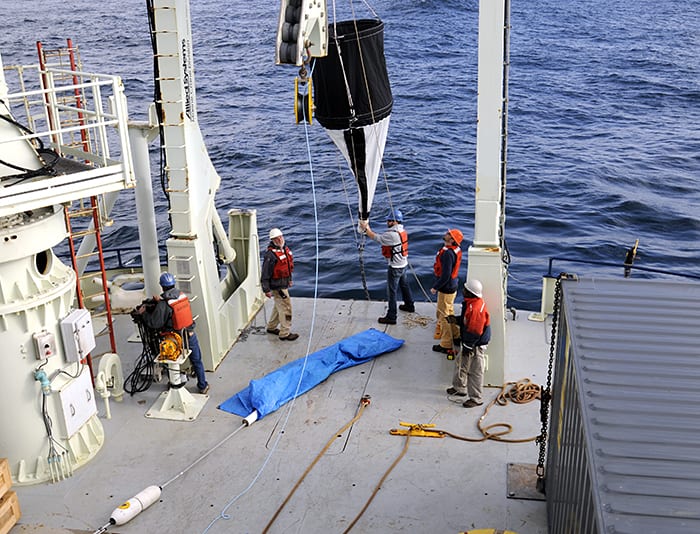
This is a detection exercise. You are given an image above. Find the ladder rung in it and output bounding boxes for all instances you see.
[68,208,97,217]
[78,273,103,282]
[75,252,99,261]
[69,229,96,239]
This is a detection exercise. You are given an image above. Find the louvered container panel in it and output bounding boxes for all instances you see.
[545,277,700,534]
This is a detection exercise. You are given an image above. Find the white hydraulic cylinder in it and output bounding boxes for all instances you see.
[110,485,162,526]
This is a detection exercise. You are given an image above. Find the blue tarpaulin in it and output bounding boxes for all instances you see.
[218,328,403,419]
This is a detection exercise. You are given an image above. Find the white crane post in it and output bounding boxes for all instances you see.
[150,0,263,369]
[468,0,508,386]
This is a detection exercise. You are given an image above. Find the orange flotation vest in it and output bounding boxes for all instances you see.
[271,246,294,279]
[433,245,462,279]
[463,297,490,336]
[381,229,408,259]
[168,292,193,330]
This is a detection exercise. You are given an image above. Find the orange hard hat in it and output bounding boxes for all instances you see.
[447,228,463,245]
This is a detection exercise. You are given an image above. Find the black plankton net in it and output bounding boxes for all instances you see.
[313,19,393,225]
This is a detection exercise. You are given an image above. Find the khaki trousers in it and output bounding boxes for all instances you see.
[451,345,486,403]
[268,289,293,337]
[436,291,460,348]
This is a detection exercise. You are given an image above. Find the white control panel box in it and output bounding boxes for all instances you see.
[60,309,96,362]
[54,365,97,438]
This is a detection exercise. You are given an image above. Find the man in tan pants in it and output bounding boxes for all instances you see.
[261,228,299,341]
[430,229,463,357]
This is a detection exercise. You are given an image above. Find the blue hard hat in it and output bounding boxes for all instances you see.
[159,272,176,288]
[386,208,403,223]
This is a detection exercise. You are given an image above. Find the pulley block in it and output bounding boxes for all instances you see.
[294,76,313,124]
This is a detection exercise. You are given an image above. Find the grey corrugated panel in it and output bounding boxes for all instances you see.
[548,277,700,534]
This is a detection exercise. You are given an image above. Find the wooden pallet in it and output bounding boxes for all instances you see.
[0,459,20,534]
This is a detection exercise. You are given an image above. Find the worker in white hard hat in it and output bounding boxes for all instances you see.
[261,228,299,341]
[446,279,491,408]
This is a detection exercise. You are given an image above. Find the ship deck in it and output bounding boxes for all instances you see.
[13,297,549,534]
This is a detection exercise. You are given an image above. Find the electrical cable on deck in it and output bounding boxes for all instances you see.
[123,316,159,395]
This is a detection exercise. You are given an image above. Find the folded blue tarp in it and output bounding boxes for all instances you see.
[218,328,403,419]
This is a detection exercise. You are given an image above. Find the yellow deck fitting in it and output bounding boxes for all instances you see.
[389,421,446,439]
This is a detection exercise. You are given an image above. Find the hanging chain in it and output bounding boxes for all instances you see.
[535,274,563,493]
[357,236,372,302]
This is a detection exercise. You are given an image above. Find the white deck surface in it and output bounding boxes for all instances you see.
[13,298,549,534]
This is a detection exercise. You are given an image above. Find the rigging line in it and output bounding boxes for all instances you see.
[337,151,372,301]
[359,0,379,20]
[331,2,396,221]
[145,0,171,223]
[440,379,542,443]
[160,421,247,489]
[407,260,436,305]
[330,16,356,121]
[202,96,323,534]
[263,398,371,534]
[345,12,396,216]
[343,432,410,533]
[308,50,372,301]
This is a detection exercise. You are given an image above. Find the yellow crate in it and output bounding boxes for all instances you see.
[0,491,21,534]
[0,459,10,498]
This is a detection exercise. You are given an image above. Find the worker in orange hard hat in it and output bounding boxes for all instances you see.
[430,229,463,357]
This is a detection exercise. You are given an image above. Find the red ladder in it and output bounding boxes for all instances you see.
[38,40,117,377]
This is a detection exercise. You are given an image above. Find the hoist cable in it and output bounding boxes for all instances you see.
[201,87,324,534]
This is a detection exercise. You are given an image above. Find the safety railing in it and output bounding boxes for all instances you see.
[0,63,135,216]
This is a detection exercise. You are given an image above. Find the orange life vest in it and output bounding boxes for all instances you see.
[433,245,461,279]
[463,297,490,336]
[381,229,408,259]
[271,246,294,279]
[168,292,194,330]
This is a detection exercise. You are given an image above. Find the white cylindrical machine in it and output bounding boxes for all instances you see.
[0,205,105,485]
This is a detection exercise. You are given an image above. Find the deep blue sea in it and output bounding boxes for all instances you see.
[3,0,699,309]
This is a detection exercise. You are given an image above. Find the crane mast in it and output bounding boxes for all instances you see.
[149,0,264,369]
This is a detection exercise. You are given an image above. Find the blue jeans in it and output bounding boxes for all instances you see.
[187,331,208,391]
[386,266,414,320]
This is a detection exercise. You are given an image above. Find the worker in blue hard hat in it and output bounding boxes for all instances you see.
[139,272,209,394]
[360,208,415,325]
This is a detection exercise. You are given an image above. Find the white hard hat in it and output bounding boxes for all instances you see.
[269,228,283,239]
[464,279,483,298]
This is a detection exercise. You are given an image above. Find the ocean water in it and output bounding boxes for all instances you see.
[2,0,699,309]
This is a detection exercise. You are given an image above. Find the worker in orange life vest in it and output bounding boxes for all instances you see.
[446,279,491,408]
[361,208,415,325]
[261,227,299,341]
[430,228,463,356]
[143,272,209,394]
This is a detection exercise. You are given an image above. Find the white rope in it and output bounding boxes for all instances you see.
[202,90,323,534]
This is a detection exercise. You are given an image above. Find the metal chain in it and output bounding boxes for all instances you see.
[535,275,562,492]
[357,237,372,301]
